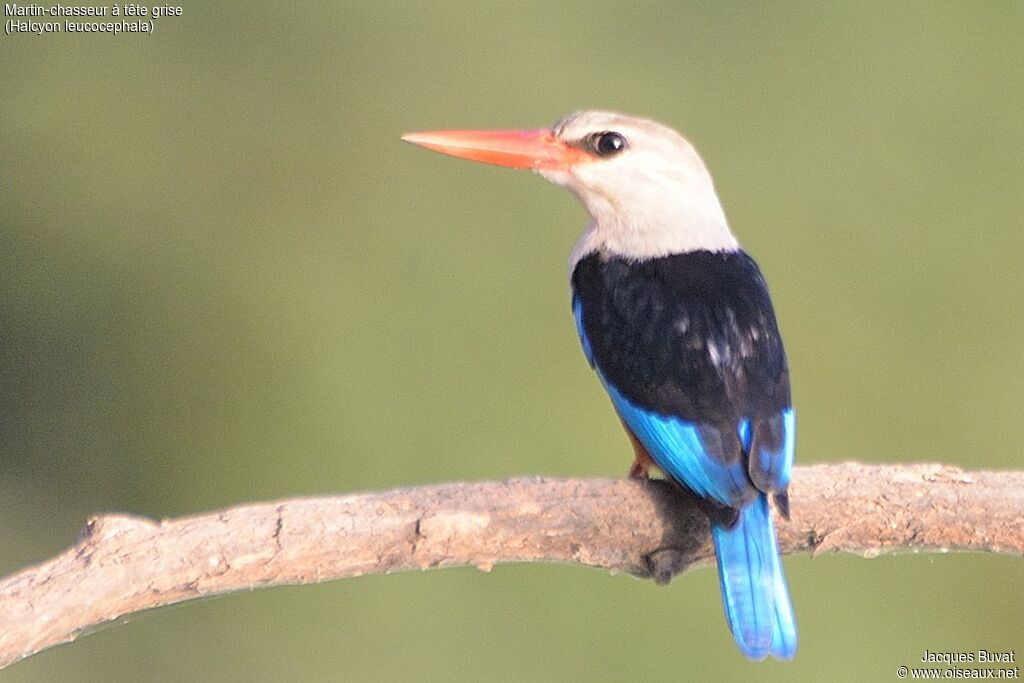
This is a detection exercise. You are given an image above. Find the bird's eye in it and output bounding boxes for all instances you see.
[591,131,627,157]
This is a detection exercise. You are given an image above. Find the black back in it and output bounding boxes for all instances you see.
[571,250,791,428]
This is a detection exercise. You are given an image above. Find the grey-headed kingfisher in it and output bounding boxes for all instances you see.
[403,111,797,660]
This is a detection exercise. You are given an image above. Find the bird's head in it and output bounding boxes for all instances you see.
[403,111,737,262]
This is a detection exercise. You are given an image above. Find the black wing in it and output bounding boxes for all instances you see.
[571,249,792,502]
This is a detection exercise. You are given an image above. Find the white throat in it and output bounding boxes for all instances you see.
[564,172,739,271]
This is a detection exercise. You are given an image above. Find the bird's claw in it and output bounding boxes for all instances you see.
[644,548,686,585]
[628,458,651,480]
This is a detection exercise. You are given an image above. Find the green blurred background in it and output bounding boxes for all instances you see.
[2,2,1022,680]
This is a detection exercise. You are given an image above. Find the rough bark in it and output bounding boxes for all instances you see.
[1,462,1021,669]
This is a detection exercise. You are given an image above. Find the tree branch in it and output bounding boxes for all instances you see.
[1,462,1021,668]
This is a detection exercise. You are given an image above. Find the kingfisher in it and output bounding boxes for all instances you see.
[402,111,797,661]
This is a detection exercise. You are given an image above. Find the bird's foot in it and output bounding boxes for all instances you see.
[623,426,655,479]
[628,457,651,480]
[644,548,686,585]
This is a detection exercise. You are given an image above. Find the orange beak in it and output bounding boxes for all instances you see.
[401,128,592,171]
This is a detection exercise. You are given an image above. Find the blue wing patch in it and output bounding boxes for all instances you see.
[602,380,754,508]
[574,293,750,506]
[572,295,594,367]
[738,419,751,450]
[573,291,789,507]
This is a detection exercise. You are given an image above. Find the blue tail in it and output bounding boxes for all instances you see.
[711,495,797,661]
